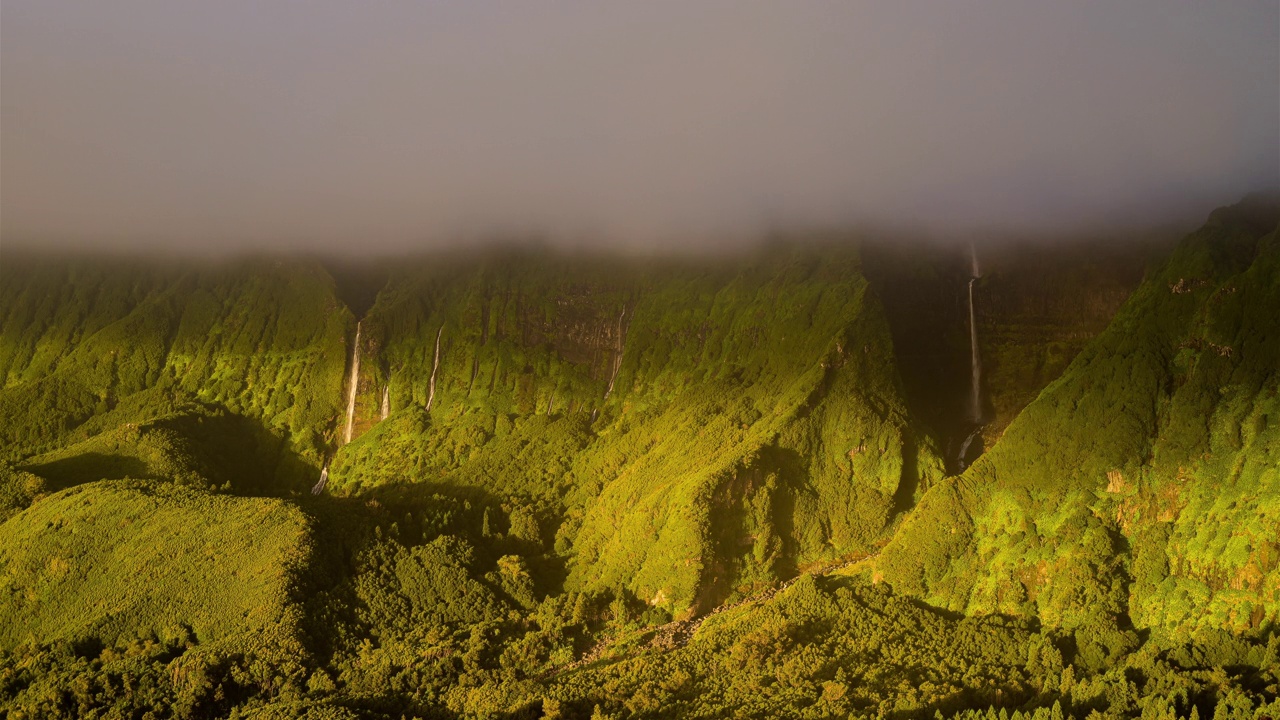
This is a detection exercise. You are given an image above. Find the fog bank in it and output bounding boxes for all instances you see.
[2,1,1277,253]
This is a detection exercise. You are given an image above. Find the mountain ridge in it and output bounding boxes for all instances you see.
[2,204,1278,717]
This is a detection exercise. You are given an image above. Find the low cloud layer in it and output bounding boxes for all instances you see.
[2,1,1277,253]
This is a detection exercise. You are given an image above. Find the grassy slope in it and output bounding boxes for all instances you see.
[0,480,312,651]
[544,572,1280,720]
[878,196,1280,640]
[16,403,295,495]
[550,574,1034,718]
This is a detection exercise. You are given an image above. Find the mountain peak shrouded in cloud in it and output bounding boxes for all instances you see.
[2,1,1277,254]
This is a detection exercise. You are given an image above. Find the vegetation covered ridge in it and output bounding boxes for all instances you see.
[329,243,944,615]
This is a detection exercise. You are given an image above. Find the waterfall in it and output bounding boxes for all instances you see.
[602,307,628,403]
[342,321,362,445]
[380,384,390,420]
[956,428,981,471]
[425,325,443,412]
[955,244,985,470]
[311,465,329,495]
[967,278,982,422]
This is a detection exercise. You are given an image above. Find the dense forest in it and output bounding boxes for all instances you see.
[1,197,1277,719]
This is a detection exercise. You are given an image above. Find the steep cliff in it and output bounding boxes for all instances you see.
[864,233,1167,469]
[0,257,350,471]
[878,196,1280,647]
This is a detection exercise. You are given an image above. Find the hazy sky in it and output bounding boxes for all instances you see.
[2,1,1277,252]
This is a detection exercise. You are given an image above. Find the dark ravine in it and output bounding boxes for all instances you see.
[863,231,1169,473]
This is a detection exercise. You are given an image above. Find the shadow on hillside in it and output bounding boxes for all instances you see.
[294,478,568,663]
[23,452,152,490]
[15,400,326,500]
[890,436,922,517]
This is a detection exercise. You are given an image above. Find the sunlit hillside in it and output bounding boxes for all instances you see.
[1,200,1278,718]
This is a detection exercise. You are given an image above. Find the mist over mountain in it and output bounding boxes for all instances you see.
[2,197,1279,718]
[2,1,1277,253]
[4,2,1280,718]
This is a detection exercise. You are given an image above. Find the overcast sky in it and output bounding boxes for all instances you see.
[2,1,1277,253]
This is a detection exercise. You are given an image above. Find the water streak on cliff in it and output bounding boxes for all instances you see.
[602,306,628,403]
[311,465,329,495]
[967,278,982,423]
[426,325,443,412]
[342,322,362,444]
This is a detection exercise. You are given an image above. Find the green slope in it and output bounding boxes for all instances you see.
[15,402,297,498]
[542,572,1280,719]
[0,480,312,651]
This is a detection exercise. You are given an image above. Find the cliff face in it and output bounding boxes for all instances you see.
[0,258,349,470]
[878,197,1280,642]
[973,237,1168,444]
[864,233,1169,468]
[6,205,1280,717]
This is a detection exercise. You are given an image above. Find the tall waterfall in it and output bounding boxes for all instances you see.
[380,385,390,420]
[425,325,443,412]
[342,321,362,444]
[966,243,983,423]
[602,307,628,403]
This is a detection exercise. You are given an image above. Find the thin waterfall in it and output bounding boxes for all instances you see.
[311,465,329,495]
[602,307,628,403]
[425,325,443,411]
[967,278,982,422]
[957,427,981,468]
[966,243,983,423]
[380,384,390,420]
[342,321,362,445]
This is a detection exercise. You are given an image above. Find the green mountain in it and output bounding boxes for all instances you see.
[0,258,348,467]
[879,196,1280,650]
[1,200,1278,719]
[332,247,942,615]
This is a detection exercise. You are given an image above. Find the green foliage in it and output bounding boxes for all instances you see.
[0,481,317,718]
[544,575,1280,719]
[0,464,46,523]
[0,481,313,652]
[0,258,348,467]
[323,244,943,616]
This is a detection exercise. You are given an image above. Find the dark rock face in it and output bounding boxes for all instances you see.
[973,236,1168,444]
[864,233,1171,471]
